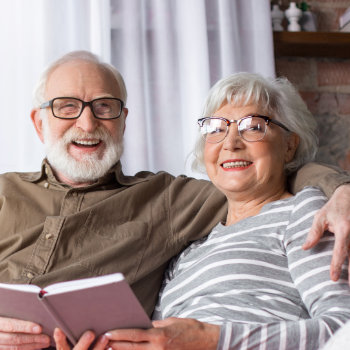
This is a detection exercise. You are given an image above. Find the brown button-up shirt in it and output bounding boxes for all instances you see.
[0,160,228,315]
[0,160,348,316]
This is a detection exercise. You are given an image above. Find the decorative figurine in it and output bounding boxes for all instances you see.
[271,4,284,31]
[285,1,302,31]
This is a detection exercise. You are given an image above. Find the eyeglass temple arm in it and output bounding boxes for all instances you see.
[269,119,290,132]
[40,101,51,109]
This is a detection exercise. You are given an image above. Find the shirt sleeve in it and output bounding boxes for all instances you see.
[166,175,227,244]
[218,188,350,350]
[289,162,350,198]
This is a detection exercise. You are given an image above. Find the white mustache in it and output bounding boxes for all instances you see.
[61,126,111,145]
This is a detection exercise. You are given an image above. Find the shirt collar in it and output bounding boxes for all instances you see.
[19,158,150,189]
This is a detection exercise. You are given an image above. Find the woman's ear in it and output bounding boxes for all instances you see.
[30,108,44,143]
[285,133,300,163]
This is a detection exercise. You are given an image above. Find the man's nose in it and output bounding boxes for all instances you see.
[75,105,98,132]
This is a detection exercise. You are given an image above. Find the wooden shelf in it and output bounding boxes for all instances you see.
[273,32,350,59]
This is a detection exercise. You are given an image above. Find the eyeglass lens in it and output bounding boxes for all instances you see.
[52,98,122,119]
[201,116,267,143]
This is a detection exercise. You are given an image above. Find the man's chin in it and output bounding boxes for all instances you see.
[68,144,105,161]
[68,153,104,165]
[44,134,124,185]
[47,152,118,185]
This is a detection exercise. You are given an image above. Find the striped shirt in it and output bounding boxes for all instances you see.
[153,187,350,350]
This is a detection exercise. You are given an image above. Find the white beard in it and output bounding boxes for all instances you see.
[42,117,123,183]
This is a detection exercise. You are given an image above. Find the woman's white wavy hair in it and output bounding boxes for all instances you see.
[192,72,318,175]
[32,50,127,107]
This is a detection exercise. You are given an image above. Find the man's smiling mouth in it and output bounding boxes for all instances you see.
[72,139,101,147]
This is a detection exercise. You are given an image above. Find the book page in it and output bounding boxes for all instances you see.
[44,272,124,295]
[0,282,40,293]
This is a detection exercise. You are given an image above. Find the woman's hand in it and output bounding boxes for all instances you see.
[106,317,220,350]
[303,184,350,282]
[53,328,109,350]
[0,316,50,350]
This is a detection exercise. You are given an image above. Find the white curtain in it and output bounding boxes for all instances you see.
[0,0,274,178]
[111,0,275,177]
[0,0,111,173]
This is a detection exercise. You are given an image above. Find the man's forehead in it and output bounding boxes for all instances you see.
[45,60,121,99]
[47,60,114,83]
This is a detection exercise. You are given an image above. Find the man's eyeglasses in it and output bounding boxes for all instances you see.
[197,115,290,143]
[40,97,125,120]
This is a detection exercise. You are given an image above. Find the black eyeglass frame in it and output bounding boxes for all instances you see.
[40,97,125,120]
[197,115,290,143]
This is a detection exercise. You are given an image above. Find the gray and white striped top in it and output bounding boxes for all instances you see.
[153,187,350,350]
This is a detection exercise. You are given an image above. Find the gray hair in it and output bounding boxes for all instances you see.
[192,72,318,174]
[32,50,127,107]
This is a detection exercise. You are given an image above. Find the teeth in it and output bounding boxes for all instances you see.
[73,139,100,146]
[222,161,252,168]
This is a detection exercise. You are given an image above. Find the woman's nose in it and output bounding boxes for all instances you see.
[222,124,244,150]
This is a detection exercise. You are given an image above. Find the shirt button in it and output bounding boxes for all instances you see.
[27,272,34,279]
[44,182,49,188]
[45,233,54,239]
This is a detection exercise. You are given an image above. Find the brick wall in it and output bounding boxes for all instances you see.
[275,0,350,171]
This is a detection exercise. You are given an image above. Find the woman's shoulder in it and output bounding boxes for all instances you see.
[261,186,326,215]
[294,186,327,198]
[291,186,328,208]
[283,187,327,232]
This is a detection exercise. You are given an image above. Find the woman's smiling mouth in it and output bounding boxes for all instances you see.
[221,160,253,169]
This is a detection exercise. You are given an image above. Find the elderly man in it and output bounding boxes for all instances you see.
[0,51,350,349]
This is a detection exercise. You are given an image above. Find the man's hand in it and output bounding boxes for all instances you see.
[303,184,350,282]
[53,328,108,350]
[106,317,220,350]
[0,316,50,350]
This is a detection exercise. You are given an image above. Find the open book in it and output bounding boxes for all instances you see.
[0,273,152,346]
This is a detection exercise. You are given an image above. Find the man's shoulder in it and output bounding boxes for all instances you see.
[116,169,175,186]
[119,169,220,200]
[0,170,42,189]
[0,170,41,181]
[122,169,212,187]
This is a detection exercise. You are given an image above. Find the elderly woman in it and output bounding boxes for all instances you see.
[55,73,350,350]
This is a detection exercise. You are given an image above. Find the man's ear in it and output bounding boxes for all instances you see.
[122,107,128,134]
[30,109,44,143]
[285,132,300,163]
